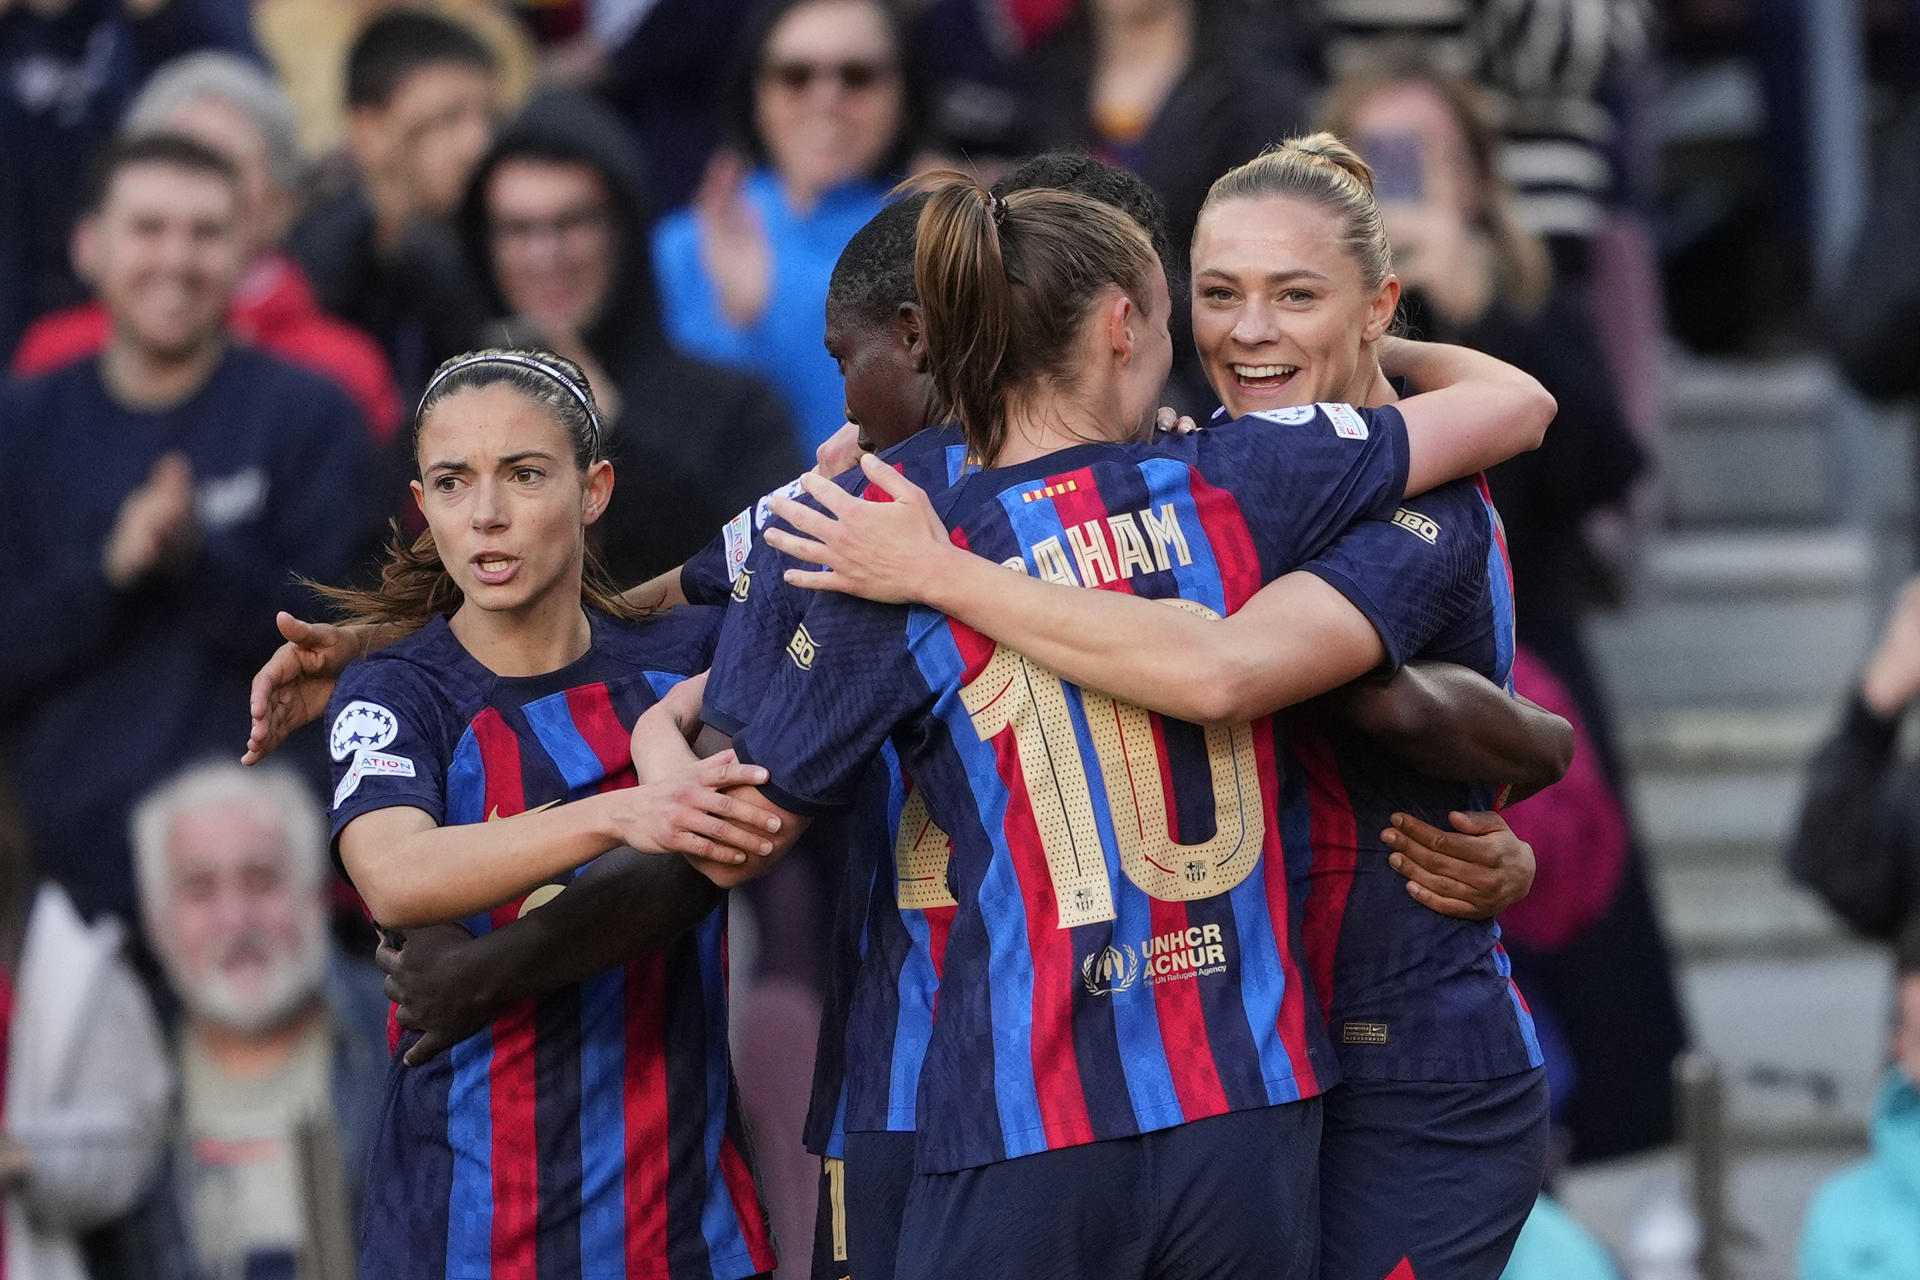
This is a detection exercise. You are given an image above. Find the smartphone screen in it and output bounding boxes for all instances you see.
[1361,131,1425,203]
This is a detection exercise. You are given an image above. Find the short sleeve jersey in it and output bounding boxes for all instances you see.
[1291,475,1544,1081]
[732,405,1411,1173]
[701,424,971,1156]
[324,609,775,1280]
[680,473,811,608]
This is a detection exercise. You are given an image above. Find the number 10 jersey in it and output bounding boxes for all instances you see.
[732,407,1412,1173]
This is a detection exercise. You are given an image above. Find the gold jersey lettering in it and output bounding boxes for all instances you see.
[1141,503,1193,571]
[962,644,1117,927]
[961,598,1266,929]
[1108,513,1158,579]
[894,788,958,909]
[1030,536,1079,587]
[1082,601,1263,902]
[1064,522,1117,587]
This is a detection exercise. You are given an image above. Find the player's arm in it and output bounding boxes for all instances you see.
[1324,663,1573,801]
[335,756,781,927]
[244,612,411,764]
[1380,337,1556,495]
[620,565,689,612]
[377,848,724,1065]
[766,461,1385,724]
[629,673,816,887]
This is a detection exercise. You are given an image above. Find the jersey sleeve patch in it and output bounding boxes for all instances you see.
[330,699,400,760]
[721,507,754,583]
[1318,402,1369,439]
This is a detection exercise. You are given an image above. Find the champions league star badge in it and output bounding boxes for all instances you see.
[330,700,400,761]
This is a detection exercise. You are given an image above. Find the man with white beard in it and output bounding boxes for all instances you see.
[132,760,386,1280]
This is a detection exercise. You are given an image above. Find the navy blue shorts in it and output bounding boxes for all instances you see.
[1319,1068,1550,1280]
[811,1132,917,1280]
[894,1101,1322,1280]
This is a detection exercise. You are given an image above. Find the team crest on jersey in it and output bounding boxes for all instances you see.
[1251,405,1317,426]
[1390,508,1441,544]
[787,623,818,670]
[1081,943,1140,995]
[1319,402,1368,439]
[730,568,754,603]
[329,700,399,761]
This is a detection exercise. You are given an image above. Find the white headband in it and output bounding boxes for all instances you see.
[420,352,604,455]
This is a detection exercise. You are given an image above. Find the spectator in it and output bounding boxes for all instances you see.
[458,91,803,583]
[1311,0,1650,279]
[288,10,495,399]
[1798,920,1920,1280]
[11,51,406,449]
[1015,0,1313,414]
[530,0,763,210]
[0,781,173,1280]
[130,761,386,1280]
[1828,93,1920,405]
[0,0,258,355]
[1321,63,1645,723]
[652,0,924,456]
[1788,576,1920,941]
[1501,1195,1624,1280]
[0,134,377,926]
[253,0,535,160]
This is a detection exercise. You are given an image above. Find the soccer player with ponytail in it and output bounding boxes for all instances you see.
[761,134,1557,1279]
[323,349,778,1279]
[693,158,1550,1278]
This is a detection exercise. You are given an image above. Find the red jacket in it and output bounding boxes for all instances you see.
[10,254,403,445]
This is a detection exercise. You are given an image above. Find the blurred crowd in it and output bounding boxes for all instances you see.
[15,0,1914,1276]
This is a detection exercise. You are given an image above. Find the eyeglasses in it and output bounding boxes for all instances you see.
[761,59,896,94]
[489,204,611,248]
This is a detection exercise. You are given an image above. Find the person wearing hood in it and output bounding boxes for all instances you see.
[459,90,803,585]
[1800,921,1920,1280]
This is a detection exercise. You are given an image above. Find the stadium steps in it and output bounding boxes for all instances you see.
[1569,351,1903,1162]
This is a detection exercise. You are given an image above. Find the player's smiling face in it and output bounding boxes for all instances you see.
[412,383,612,621]
[1190,194,1398,419]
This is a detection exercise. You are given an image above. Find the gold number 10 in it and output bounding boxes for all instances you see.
[960,599,1267,929]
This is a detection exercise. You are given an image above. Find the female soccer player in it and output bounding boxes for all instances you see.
[683,164,1549,1280]
[322,348,779,1279]
[760,136,1555,1279]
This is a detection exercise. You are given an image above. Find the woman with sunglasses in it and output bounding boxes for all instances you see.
[652,0,925,458]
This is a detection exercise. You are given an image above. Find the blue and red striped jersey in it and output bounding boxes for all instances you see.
[701,424,969,1156]
[1292,476,1545,1081]
[324,609,775,1280]
[731,407,1412,1172]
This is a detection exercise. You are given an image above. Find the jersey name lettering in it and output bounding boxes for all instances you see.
[1012,501,1195,588]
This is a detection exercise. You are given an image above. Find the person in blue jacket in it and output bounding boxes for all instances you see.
[651,0,925,457]
[1800,920,1920,1280]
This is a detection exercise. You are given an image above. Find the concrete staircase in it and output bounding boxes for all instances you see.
[1561,353,1906,1272]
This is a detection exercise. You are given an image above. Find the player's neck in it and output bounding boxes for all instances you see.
[450,590,595,678]
[100,331,225,411]
[1342,357,1396,408]
[993,384,1121,469]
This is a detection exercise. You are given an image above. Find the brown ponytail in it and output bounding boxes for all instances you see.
[905,171,1160,466]
[312,348,651,630]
